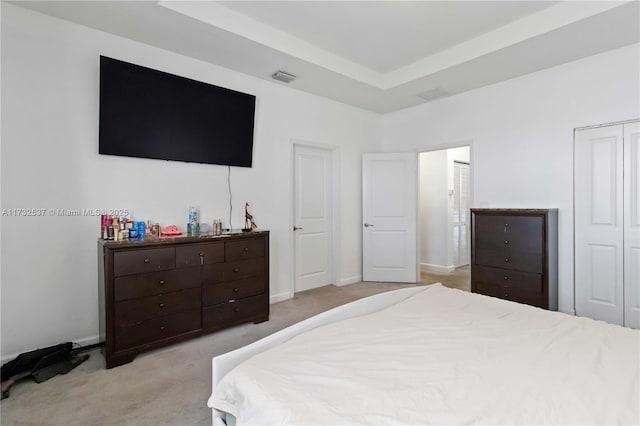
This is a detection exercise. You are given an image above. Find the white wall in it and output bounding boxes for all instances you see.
[419,150,448,271]
[0,4,377,358]
[377,43,640,314]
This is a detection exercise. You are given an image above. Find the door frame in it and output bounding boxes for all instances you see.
[415,141,475,281]
[289,139,341,299]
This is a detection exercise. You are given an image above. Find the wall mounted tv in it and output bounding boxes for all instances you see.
[99,56,256,167]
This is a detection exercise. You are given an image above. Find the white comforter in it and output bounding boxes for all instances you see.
[211,284,640,425]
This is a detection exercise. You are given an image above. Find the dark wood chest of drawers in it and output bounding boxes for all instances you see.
[98,231,269,368]
[471,209,558,310]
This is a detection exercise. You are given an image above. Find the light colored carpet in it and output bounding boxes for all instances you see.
[0,274,468,425]
[421,265,470,292]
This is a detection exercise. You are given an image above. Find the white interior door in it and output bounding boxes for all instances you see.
[623,122,640,329]
[452,162,470,267]
[575,125,624,326]
[294,145,333,292]
[363,153,417,283]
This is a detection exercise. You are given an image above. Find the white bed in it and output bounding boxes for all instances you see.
[208,284,639,425]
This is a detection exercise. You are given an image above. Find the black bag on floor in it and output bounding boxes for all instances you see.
[0,342,87,399]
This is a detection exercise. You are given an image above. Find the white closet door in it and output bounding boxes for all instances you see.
[624,122,640,329]
[452,162,470,267]
[575,125,624,326]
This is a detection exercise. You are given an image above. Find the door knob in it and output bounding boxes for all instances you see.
[293,226,303,231]
[364,223,374,227]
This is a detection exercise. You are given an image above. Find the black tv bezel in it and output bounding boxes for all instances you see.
[98,55,256,168]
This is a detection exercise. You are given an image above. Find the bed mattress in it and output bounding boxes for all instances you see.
[210,284,639,425]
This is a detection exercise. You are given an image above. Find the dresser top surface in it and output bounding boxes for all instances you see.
[471,208,557,214]
[99,230,269,249]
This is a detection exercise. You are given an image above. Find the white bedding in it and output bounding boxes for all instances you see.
[210,284,640,425]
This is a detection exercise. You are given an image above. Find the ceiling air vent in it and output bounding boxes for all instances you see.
[272,70,297,83]
[416,88,450,102]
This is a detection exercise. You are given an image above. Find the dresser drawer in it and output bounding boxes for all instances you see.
[475,228,543,254]
[202,277,265,306]
[473,281,543,308]
[114,268,201,301]
[176,242,224,268]
[474,214,543,236]
[472,265,542,293]
[114,309,201,352]
[203,258,264,284]
[475,248,542,273]
[203,294,268,331]
[114,287,201,326]
[225,239,265,261]
[114,248,175,277]
[223,258,264,281]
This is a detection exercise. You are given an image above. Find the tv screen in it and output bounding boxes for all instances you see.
[99,56,256,167]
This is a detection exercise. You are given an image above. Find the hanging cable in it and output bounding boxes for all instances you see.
[228,166,232,231]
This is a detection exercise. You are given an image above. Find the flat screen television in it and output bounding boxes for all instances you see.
[99,56,256,167]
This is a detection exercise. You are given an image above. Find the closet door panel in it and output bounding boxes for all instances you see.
[624,122,640,329]
[575,125,624,326]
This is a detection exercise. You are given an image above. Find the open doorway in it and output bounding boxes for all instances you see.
[418,146,471,291]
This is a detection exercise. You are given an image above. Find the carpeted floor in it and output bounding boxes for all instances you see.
[0,270,468,426]
[421,265,470,291]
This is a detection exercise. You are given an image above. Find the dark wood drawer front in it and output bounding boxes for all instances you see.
[114,268,201,301]
[472,265,542,294]
[226,239,265,261]
[203,259,264,285]
[474,281,543,308]
[202,277,265,306]
[475,229,543,253]
[223,258,264,281]
[474,213,544,240]
[203,264,224,285]
[475,248,542,273]
[114,248,175,277]
[203,294,268,331]
[114,288,201,326]
[114,309,201,352]
[176,243,224,268]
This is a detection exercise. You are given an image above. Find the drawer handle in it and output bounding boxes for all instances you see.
[504,258,510,263]
[233,268,239,273]
[158,280,165,285]
[504,223,509,227]
[504,240,509,245]
[160,326,166,331]
[159,303,165,308]
[243,247,249,252]
[144,258,150,264]
[199,253,204,265]
[504,276,509,281]
[234,307,240,313]
[504,293,509,298]
[233,288,239,293]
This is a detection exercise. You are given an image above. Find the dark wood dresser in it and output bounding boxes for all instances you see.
[98,231,269,368]
[471,209,557,310]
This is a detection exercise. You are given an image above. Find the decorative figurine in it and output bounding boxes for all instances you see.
[243,203,257,232]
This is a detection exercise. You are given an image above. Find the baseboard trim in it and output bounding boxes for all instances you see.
[421,263,455,273]
[337,275,362,286]
[270,292,292,304]
[559,306,576,316]
[1,334,102,364]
